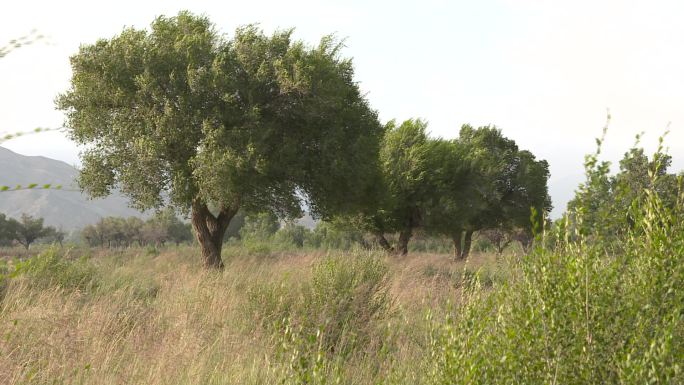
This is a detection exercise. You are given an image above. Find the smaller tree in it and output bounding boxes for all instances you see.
[14,214,56,249]
[425,125,551,259]
[355,119,446,255]
[480,229,513,256]
[0,214,19,246]
[43,226,66,247]
[149,208,193,246]
[124,217,145,246]
[239,212,280,242]
[275,223,310,248]
[81,224,102,247]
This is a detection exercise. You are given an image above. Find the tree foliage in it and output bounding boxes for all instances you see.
[1,32,64,193]
[56,12,383,268]
[3,214,60,249]
[430,125,551,258]
[354,121,551,258]
[373,119,436,254]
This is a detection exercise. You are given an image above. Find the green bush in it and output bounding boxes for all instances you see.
[247,251,394,382]
[471,235,495,253]
[0,259,10,300]
[11,248,99,292]
[240,212,280,242]
[275,223,310,248]
[428,143,684,384]
[303,254,393,354]
[309,221,367,251]
[241,238,274,256]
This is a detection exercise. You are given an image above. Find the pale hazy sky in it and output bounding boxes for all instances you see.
[2,0,683,217]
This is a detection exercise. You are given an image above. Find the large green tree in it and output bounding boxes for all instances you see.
[358,119,442,255]
[426,125,551,259]
[57,12,382,268]
[355,119,467,255]
[422,137,474,259]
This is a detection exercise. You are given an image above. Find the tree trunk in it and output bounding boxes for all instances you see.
[191,200,238,269]
[520,238,533,254]
[374,232,394,253]
[452,231,463,260]
[397,229,412,256]
[495,240,504,256]
[461,230,474,259]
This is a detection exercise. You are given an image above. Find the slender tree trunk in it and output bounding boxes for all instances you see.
[374,232,394,253]
[452,231,463,260]
[191,200,238,269]
[461,230,474,259]
[495,240,504,256]
[397,229,412,256]
[520,239,532,254]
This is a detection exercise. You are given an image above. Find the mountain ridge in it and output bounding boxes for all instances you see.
[0,146,145,230]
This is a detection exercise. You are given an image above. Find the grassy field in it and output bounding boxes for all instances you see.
[2,190,683,385]
[0,245,503,384]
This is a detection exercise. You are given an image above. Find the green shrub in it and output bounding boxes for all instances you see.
[247,251,394,382]
[428,142,684,385]
[11,248,99,292]
[310,221,367,251]
[240,212,280,241]
[0,259,10,300]
[242,238,274,256]
[471,235,494,253]
[275,223,310,248]
[303,254,393,354]
[144,244,160,257]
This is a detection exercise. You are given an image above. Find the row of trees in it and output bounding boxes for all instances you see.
[57,12,551,268]
[0,213,63,249]
[346,120,551,258]
[82,208,192,247]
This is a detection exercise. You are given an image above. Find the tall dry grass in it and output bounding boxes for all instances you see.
[0,245,492,384]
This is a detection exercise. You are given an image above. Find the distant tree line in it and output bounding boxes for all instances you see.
[337,120,551,259]
[81,208,192,247]
[0,213,64,249]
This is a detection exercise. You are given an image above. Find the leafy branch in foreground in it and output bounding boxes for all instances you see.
[0,127,63,143]
[0,127,71,193]
[1,31,65,194]
[0,30,51,58]
[0,184,66,192]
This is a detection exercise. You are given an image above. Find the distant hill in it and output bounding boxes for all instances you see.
[0,146,145,230]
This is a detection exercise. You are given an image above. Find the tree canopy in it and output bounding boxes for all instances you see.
[57,12,383,268]
[0,213,60,249]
